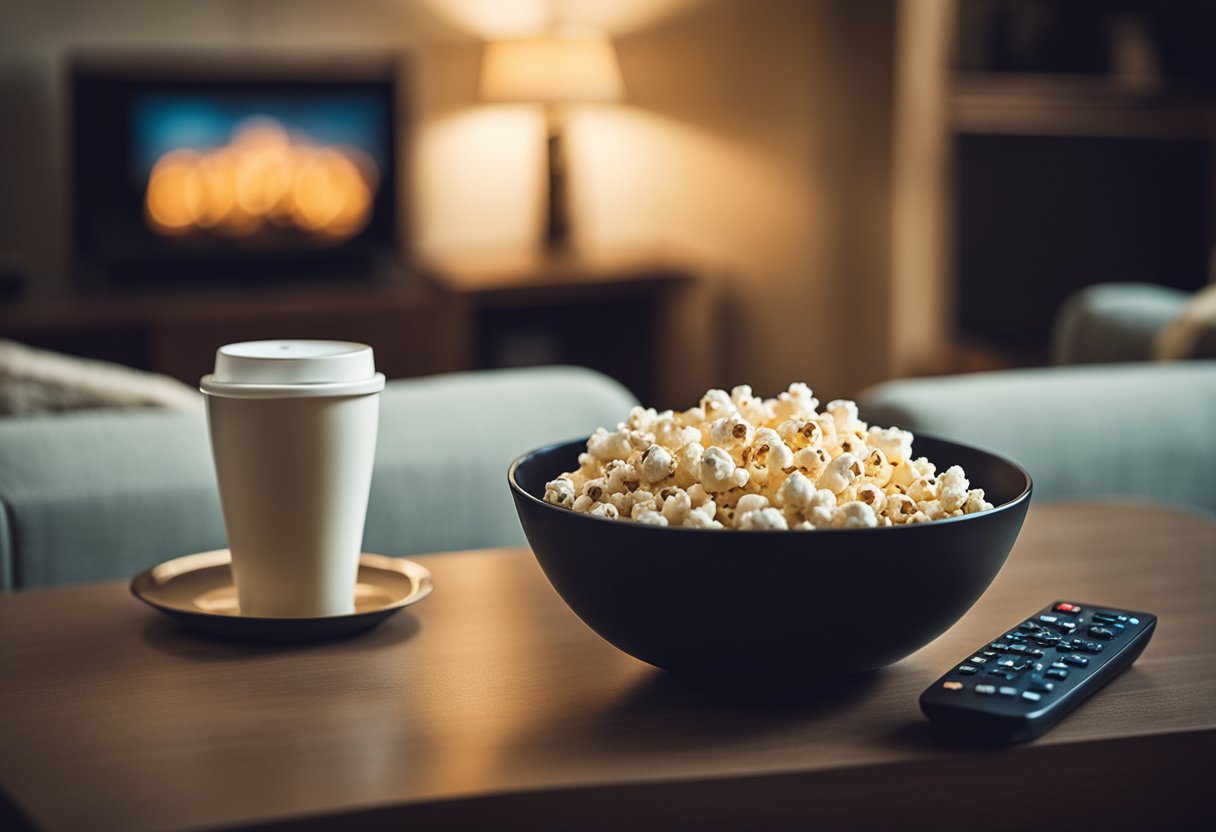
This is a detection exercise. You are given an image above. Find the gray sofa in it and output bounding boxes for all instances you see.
[4,283,1209,589]
[0,366,638,590]
[861,284,1216,516]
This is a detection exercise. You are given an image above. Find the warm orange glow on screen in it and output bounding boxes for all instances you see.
[144,117,377,242]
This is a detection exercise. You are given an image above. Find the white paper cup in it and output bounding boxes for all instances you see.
[201,340,386,618]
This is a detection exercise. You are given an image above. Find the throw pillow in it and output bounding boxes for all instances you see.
[0,339,201,415]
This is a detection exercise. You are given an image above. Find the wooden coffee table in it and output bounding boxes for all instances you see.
[1,503,1213,831]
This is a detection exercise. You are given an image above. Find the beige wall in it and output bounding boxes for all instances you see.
[0,0,895,400]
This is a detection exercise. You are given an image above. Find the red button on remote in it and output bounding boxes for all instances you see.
[1055,602,1082,614]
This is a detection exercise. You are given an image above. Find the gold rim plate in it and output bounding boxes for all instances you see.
[130,550,433,641]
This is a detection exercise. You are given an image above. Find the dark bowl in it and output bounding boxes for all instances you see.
[509,434,1032,681]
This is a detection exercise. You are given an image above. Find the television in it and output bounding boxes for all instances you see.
[70,54,403,289]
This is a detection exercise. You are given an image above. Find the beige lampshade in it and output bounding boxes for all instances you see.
[480,33,625,104]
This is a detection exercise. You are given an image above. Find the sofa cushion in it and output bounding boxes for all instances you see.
[0,366,637,589]
[362,366,636,560]
[859,361,1216,516]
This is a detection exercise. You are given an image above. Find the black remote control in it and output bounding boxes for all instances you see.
[920,601,1156,744]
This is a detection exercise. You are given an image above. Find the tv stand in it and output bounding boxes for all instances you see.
[0,276,462,386]
[0,249,715,408]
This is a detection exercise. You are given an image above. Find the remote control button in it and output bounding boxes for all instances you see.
[1055,640,1074,651]
[1039,615,1078,633]
[1032,631,1062,645]
[1091,613,1118,625]
[1005,632,1028,643]
[1128,617,1140,625]
[981,649,998,657]
[1074,640,1104,654]
[1063,654,1090,667]
[1054,602,1082,613]
[1051,661,1068,670]
[986,669,1019,680]
[1025,648,1045,659]
[1021,691,1042,702]
[942,681,964,691]
[958,665,978,675]
[1027,673,1054,692]
[1046,668,1069,680]
[1009,644,1028,653]
[996,659,1027,671]
[998,686,1018,697]
[969,656,988,664]
[1096,610,1127,621]
[991,642,1011,651]
[975,685,996,695]
[1088,626,1116,640]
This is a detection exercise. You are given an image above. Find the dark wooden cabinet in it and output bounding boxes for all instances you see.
[418,249,716,408]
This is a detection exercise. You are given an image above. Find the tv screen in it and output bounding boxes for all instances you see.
[71,55,401,287]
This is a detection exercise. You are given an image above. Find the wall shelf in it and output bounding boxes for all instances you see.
[950,73,1216,139]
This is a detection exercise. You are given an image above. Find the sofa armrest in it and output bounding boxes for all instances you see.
[859,361,1216,516]
[0,404,221,589]
[1051,283,1190,365]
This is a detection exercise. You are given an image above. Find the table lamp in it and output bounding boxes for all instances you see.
[480,32,624,250]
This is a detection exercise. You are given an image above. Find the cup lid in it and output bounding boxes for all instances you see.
[201,340,386,399]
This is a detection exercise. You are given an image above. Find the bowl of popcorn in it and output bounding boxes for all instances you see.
[509,384,1032,681]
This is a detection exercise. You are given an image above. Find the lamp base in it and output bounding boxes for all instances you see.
[545,118,569,250]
